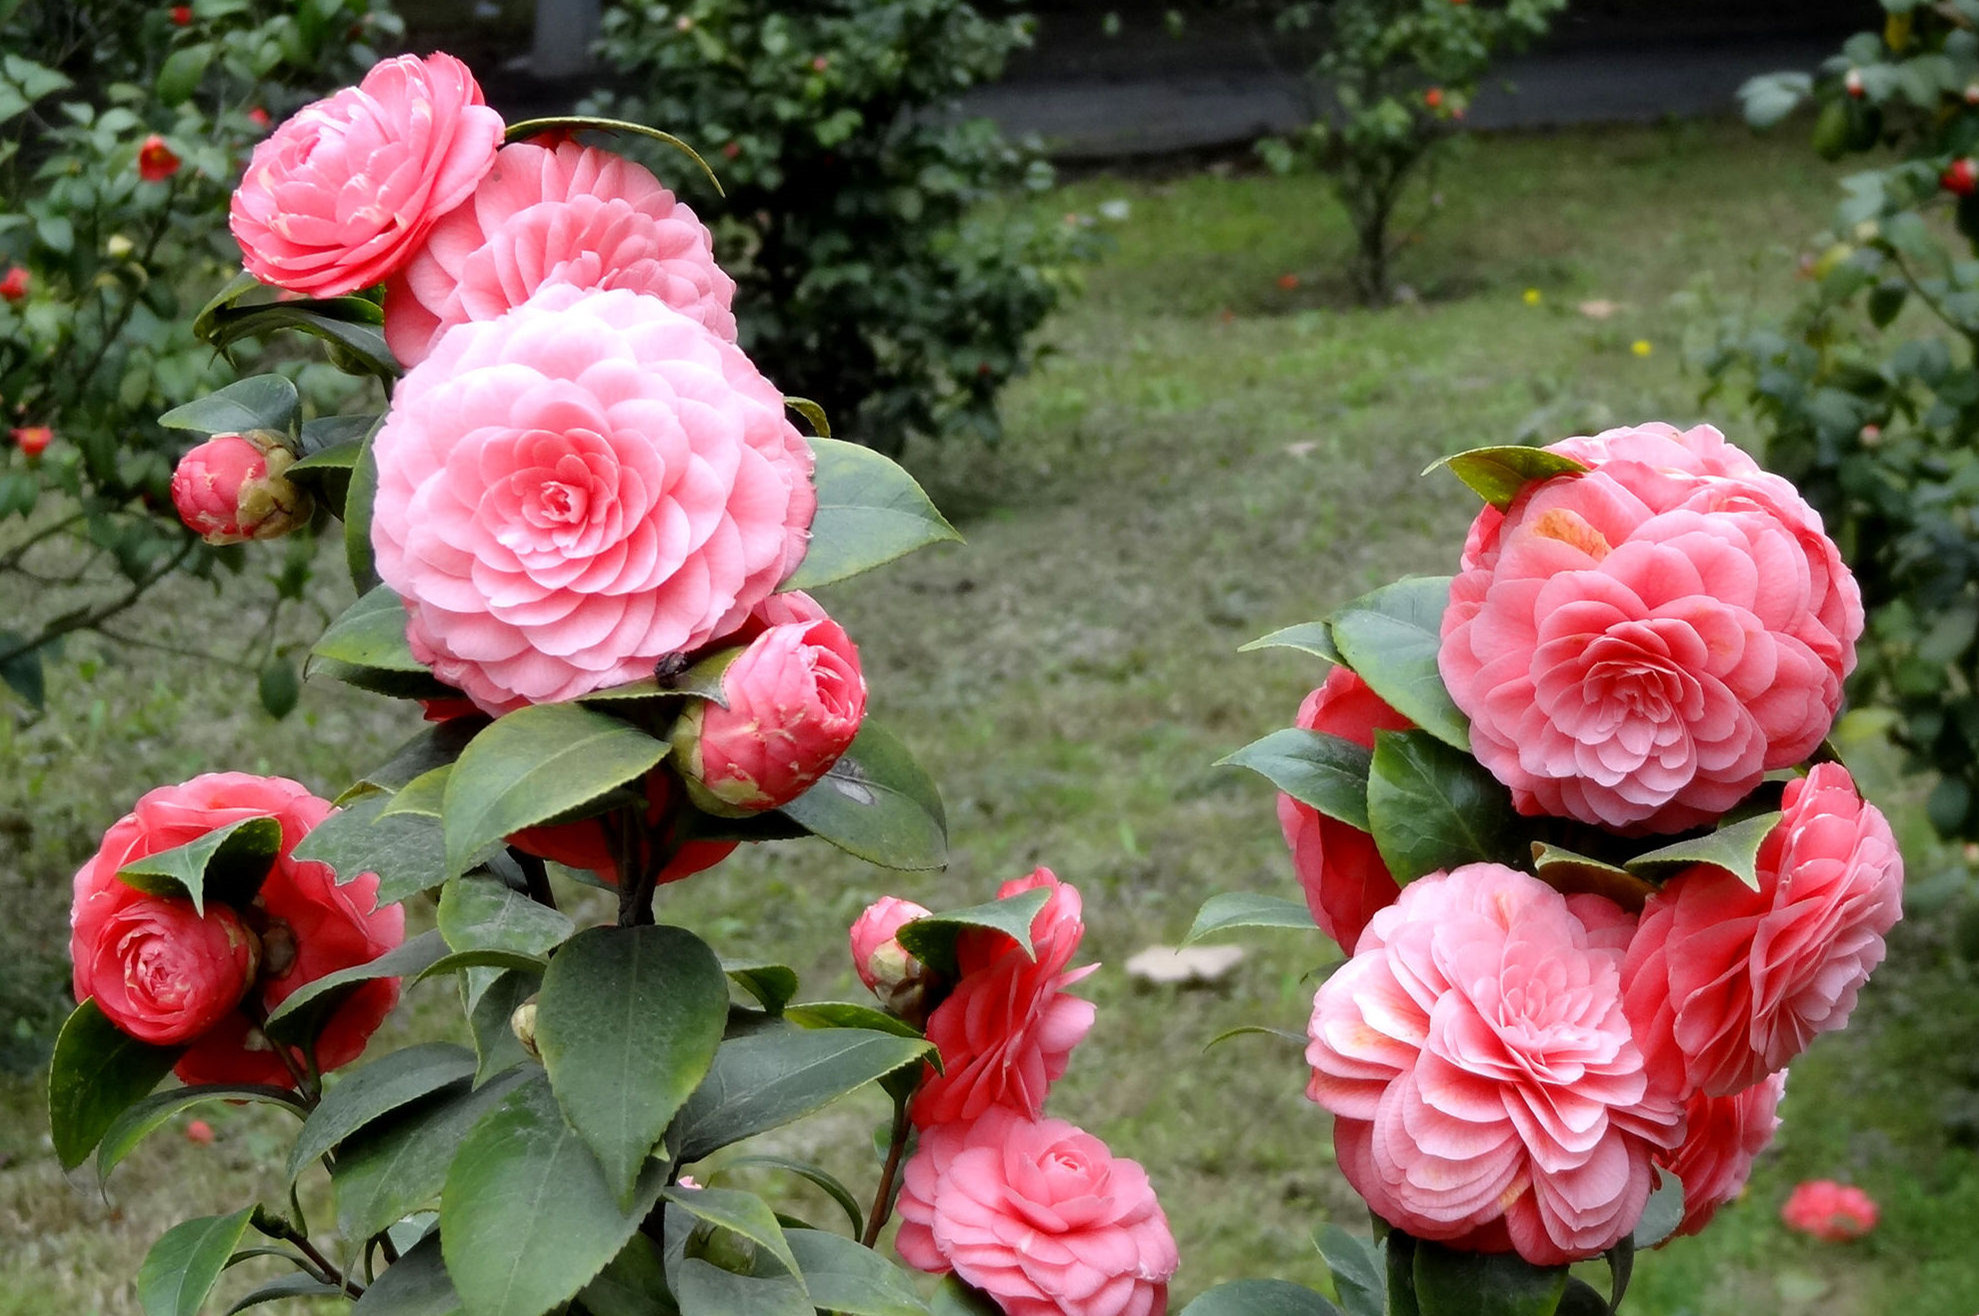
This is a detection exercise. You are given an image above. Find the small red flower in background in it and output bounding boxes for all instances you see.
[169,4,192,23]
[1424,87,1444,109]
[184,1119,215,1145]
[721,141,741,159]
[138,135,181,182]
[811,56,828,72]
[0,265,26,302]
[1278,273,1300,290]
[1944,157,1977,196]
[1781,1180,1878,1241]
[246,106,271,129]
[1845,68,1865,99]
[12,427,51,457]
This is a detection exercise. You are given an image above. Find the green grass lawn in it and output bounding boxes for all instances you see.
[4,117,1978,1315]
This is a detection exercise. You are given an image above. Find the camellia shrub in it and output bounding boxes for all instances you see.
[580,0,1097,454]
[1199,423,1900,1313]
[1708,1,1979,844]
[45,50,1183,1316]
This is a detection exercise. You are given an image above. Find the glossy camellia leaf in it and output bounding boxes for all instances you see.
[350,1230,462,1314]
[929,1275,1002,1316]
[224,1275,347,1313]
[784,395,832,437]
[292,790,449,904]
[1183,892,1319,945]
[1314,1225,1385,1316]
[48,998,183,1170]
[440,1074,670,1316]
[575,1233,672,1316]
[468,969,541,1085]
[438,873,575,960]
[1218,728,1372,830]
[782,1001,923,1040]
[536,925,729,1207]
[136,1205,257,1316]
[1555,1279,1615,1316]
[1239,621,1342,664]
[785,1226,929,1316]
[895,888,1050,978]
[286,1043,478,1186]
[351,719,489,798]
[203,299,399,379]
[1327,577,1470,750]
[1177,1280,1344,1316]
[671,1257,809,1316]
[1625,811,1782,891]
[718,1154,867,1237]
[440,703,669,878]
[1426,445,1589,510]
[661,1185,804,1288]
[670,1024,933,1164]
[1366,729,1521,883]
[346,420,382,590]
[262,929,448,1038]
[97,1084,303,1180]
[381,767,451,820]
[331,1065,535,1241]
[504,114,723,192]
[724,960,800,1014]
[116,815,282,915]
[1530,843,1658,911]
[1410,1239,1567,1316]
[575,648,731,707]
[779,721,948,871]
[311,585,429,675]
[782,436,961,590]
[157,374,298,435]
[412,948,550,984]
[1631,1176,1686,1250]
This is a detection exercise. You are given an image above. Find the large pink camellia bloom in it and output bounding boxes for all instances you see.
[1277,666,1413,951]
[74,897,258,1046]
[1305,864,1682,1266]
[369,285,816,712]
[895,1108,1179,1316]
[384,140,736,367]
[1659,1072,1785,1238]
[230,53,503,298]
[913,869,1098,1127]
[1622,763,1902,1098]
[1440,422,1861,833]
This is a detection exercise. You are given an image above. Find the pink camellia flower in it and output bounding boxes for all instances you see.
[13,425,52,457]
[1780,1179,1878,1241]
[1277,666,1413,950]
[1440,422,1862,833]
[1305,863,1682,1266]
[1622,762,1902,1098]
[229,53,503,297]
[0,265,27,301]
[169,431,312,544]
[138,134,181,182]
[506,770,736,887]
[246,106,271,130]
[383,139,737,367]
[670,614,866,812]
[895,1108,1179,1316]
[849,895,936,1022]
[184,1118,215,1144]
[1659,1072,1786,1237]
[913,870,1098,1128]
[369,284,816,712]
[74,895,259,1046]
[70,774,405,1088]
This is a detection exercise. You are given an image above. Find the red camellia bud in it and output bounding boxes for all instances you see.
[1424,87,1444,109]
[670,615,867,814]
[81,898,260,1046]
[850,896,938,1023]
[1944,157,1977,196]
[1845,68,1865,98]
[12,425,51,457]
[0,265,26,301]
[170,4,192,23]
[138,134,182,182]
[169,430,313,544]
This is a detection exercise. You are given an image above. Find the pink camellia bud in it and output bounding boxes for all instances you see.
[850,896,936,1022]
[0,265,26,302]
[669,615,867,814]
[138,134,182,182]
[12,425,51,457]
[170,431,313,544]
[79,898,260,1046]
[1780,1180,1878,1241]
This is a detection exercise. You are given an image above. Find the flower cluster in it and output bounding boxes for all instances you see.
[1271,423,1901,1271]
[851,873,1180,1316]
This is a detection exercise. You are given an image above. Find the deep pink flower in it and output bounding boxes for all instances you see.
[1781,1179,1877,1241]
[138,134,181,182]
[13,425,51,457]
[895,1108,1179,1316]
[229,53,502,297]
[849,896,935,1021]
[1659,1072,1785,1237]
[1277,666,1413,950]
[73,895,258,1046]
[1306,864,1682,1265]
[369,284,816,712]
[912,870,1097,1127]
[1622,763,1902,1097]
[384,140,736,367]
[1440,423,1861,833]
[0,265,27,301]
[170,431,311,544]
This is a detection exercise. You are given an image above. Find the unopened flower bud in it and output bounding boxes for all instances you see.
[510,1001,539,1059]
[12,425,51,458]
[105,234,135,259]
[1845,68,1865,99]
[170,430,313,544]
[0,265,28,302]
[849,896,938,1025]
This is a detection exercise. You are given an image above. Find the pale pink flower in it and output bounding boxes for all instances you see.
[1659,1073,1785,1237]
[1306,864,1682,1265]
[384,140,736,366]
[1622,763,1902,1098]
[895,1109,1179,1316]
[1780,1179,1878,1241]
[230,53,502,297]
[368,285,816,712]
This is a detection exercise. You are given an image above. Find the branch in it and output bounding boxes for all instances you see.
[0,536,195,668]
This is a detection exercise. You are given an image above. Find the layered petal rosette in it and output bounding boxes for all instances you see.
[1622,763,1903,1097]
[1440,423,1862,833]
[1659,1072,1785,1238]
[369,285,816,712]
[1277,666,1414,950]
[1305,864,1682,1265]
[385,140,737,366]
[895,1108,1179,1316]
[230,53,503,297]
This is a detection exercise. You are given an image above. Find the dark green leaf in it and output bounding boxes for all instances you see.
[468,969,541,1085]
[785,1226,928,1315]
[310,585,426,674]
[441,1074,669,1316]
[439,872,573,961]
[1178,1280,1344,1316]
[257,656,301,719]
[784,396,832,438]
[287,1043,478,1185]
[1219,728,1371,830]
[352,720,489,797]
[725,960,799,1014]
[48,998,182,1169]
[331,1066,534,1241]
[155,42,212,105]
[662,1185,803,1286]
[1411,1240,1566,1316]
[578,1233,675,1316]
[1867,280,1907,329]
[670,1025,932,1164]
[1530,843,1657,912]
[1314,1226,1385,1316]
[346,421,381,590]
[116,815,281,914]
[1184,892,1320,944]
[895,888,1049,978]
[203,301,399,378]
[137,1207,257,1316]
[441,703,668,878]
[1602,1239,1632,1312]
[1555,1279,1613,1316]
[300,413,382,455]
[412,947,550,983]
[1631,1176,1685,1250]
[783,437,961,590]
[225,1274,345,1313]
[576,648,732,706]
[783,1001,923,1040]
[98,1084,302,1180]
[671,1257,809,1316]
[504,115,723,194]
[778,721,948,871]
[1426,445,1588,510]
[1624,812,1781,890]
[380,767,450,820]
[718,1155,865,1237]
[262,929,447,1037]
[1366,729,1521,882]
[537,926,728,1206]
[158,374,298,435]
[1239,621,1341,663]
[351,1230,462,1314]
[292,791,448,904]
[0,631,45,709]
[929,1275,1003,1316]
[1327,578,1468,749]
[1204,1024,1308,1052]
